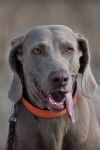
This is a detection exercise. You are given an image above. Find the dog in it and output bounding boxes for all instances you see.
[8,25,100,150]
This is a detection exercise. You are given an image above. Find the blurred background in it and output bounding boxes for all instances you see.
[0,0,100,148]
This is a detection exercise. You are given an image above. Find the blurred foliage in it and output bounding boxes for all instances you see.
[0,0,100,148]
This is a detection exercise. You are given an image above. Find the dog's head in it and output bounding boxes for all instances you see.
[8,25,97,118]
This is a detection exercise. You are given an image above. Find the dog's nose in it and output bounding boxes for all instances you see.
[50,70,69,87]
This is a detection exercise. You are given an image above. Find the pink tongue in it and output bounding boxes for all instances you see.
[65,92,75,123]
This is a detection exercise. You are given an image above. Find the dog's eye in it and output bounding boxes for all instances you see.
[31,48,42,54]
[65,47,74,53]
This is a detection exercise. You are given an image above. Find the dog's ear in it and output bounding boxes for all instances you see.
[76,33,97,98]
[8,36,24,103]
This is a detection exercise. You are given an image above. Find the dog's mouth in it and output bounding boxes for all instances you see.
[35,82,75,122]
[47,91,67,110]
[44,90,75,122]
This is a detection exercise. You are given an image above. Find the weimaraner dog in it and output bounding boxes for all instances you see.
[8,25,100,150]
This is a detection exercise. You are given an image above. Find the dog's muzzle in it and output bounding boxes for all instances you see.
[35,70,77,122]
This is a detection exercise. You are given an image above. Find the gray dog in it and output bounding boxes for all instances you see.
[8,25,100,150]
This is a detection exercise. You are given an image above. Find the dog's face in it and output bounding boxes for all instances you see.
[22,26,81,109]
[9,25,97,120]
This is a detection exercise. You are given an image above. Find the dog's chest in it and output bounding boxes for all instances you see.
[36,117,67,150]
[15,104,100,150]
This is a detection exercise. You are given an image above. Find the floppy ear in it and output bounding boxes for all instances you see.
[8,36,24,103]
[76,33,97,98]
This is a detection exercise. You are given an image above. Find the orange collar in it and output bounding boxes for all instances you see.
[21,91,77,119]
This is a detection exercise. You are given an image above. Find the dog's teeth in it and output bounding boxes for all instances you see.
[48,94,65,109]
[57,101,63,106]
[53,102,56,105]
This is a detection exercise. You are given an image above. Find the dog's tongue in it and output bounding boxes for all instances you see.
[65,92,75,123]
